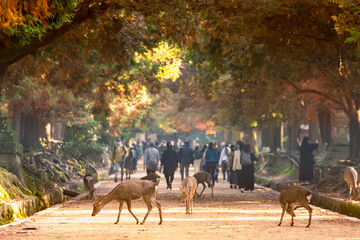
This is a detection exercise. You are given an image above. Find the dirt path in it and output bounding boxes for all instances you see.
[1,167,359,240]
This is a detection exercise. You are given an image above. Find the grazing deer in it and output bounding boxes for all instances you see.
[91,180,162,225]
[278,185,312,228]
[179,176,197,214]
[193,171,213,197]
[83,173,95,199]
[344,166,359,200]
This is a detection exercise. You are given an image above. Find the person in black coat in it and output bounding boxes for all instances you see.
[160,142,178,189]
[240,143,257,192]
[299,136,318,183]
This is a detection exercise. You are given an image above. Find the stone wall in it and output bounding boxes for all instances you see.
[0,116,24,183]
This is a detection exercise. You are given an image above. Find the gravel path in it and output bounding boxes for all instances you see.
[1,166,359,240]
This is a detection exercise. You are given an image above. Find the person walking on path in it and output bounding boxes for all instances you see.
[234,141,244,190]
[144,141,160,175]
[193,145,203,173]
[178,140,194,181]
[133,142,141,172]
[219,143,230,182]
[160,142,178,189]
[124,144,136,179]
[227,144,237,189]
[204,141,220,186]
[299,136,318,184]
[240,143,257,192]
[111,138,128,183]
[200,144,208,171]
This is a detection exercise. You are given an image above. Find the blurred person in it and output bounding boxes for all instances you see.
[125,144,136,179]
[144,141,160,175]
[227,144,237,189]
[204,142,220,186]
[193,145,203,173]
[219,143,230,182]
[133,142,141,172]
[200,144,208,171]
[178,140,194,181]
[111,138,128,183]
[240,143,257,192]
[160,142,178,189]
[299,136,318,184]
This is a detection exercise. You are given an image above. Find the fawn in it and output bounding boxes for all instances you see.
[344,166,359,200]
[179,176,197,214]
[83,173,95,200]
[278,185,312,228]
[193,171,213,197]
[92,180,162,225]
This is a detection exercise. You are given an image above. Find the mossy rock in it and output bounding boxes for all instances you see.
[0,167,31,201]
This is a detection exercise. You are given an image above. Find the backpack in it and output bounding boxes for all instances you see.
[241,152,252,166]
[146,149,158,171]
[194,149,203,159]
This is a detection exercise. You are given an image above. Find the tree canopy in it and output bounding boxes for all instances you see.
[1,0,360,157]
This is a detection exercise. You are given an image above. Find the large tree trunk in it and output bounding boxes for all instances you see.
[267,123,281,152]
[287,115,300,152]
[309,112,322,151]
[20,114,46,151]
[348,114,360,158]
[318,110,331,146]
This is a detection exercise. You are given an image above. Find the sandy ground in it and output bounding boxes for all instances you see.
[1,164,359,240]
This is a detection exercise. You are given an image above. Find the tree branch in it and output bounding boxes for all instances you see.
[0,1,112,77]
[289,82,348,111]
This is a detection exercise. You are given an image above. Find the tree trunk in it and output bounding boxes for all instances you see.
[309,112,322,150]
[318,110,331,146]
[348,115,360,159]
[287,114,300,152]
[268,123,281,152]
[20,114,46,151]
[11,104,21,142]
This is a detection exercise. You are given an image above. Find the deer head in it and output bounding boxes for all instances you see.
[179,185,190,203]
[92,198,102,216]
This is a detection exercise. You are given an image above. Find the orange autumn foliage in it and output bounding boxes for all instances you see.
[0,0,52,30]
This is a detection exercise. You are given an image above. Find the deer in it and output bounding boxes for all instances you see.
[278,185,312,228]
[193,171,213,197]
[140,173,161,185]
[83,173,95,200]
[344,166,359,200]
[179,176,197,214]
[91,180,162,225]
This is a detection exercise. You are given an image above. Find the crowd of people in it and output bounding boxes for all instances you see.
[109,137,257,192]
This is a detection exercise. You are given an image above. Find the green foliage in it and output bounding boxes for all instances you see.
[62,116,110,160]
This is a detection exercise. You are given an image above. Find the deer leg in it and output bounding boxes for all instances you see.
[278,203,287,226]
[349,187,353,200]
[185,198,189,214]
[126,200,139,224]
[287,203,295,217]
[198,182,206,197]
[115,201,125,224]
[150,198,163,225]
[190,192,194,214]
[287,204,295,226]
[140,196,153,225]
[195,184,200,197]
[209,181,214,197]
[300,201,312,228]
